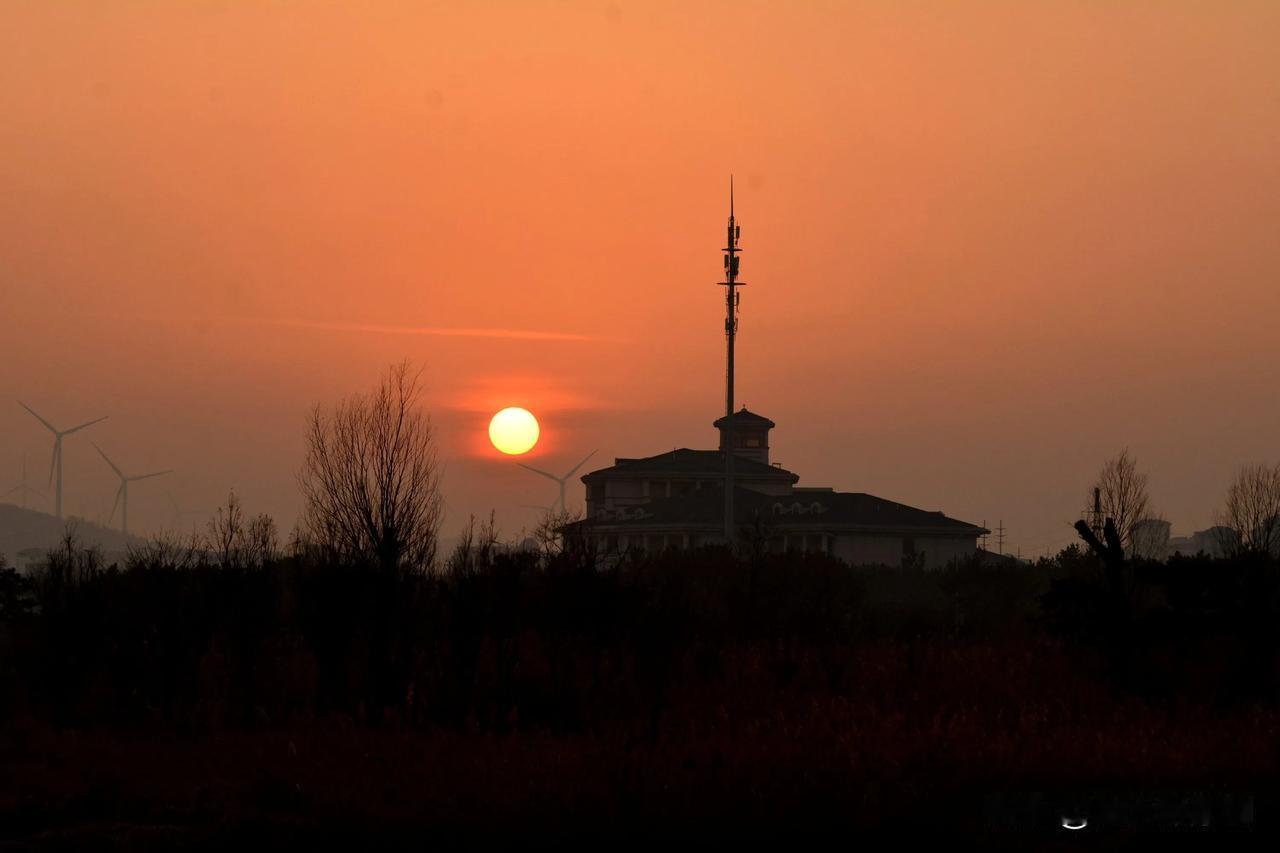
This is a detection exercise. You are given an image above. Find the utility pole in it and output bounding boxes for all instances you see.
[996,520,1006,555]
[719,178,744,544]
[980,519,989,552]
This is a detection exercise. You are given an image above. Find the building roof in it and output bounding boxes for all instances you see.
[975,548,1028,566]
[712,407,775,430]
[582,448,798,483]
[570,486,987,535]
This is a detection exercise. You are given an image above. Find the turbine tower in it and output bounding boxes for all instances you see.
[518,450,597,514]
[718,178,744,542]
[19,402,108,519]
[92,442,171,536]
[167,493,204,532]
[3,455,46,510]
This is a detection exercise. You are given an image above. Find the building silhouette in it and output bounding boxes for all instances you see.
[1130,517,1172,560]
[567,407,987,567]
[1168,525,1240,559]
[564,188,986,567]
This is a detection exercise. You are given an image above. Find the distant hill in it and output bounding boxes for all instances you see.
[0,503,142,570]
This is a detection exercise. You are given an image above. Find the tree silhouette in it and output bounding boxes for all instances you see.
[298,361,444,573]
[1217,463,1280,557]
[1089,449,1150,553]
[207,490,277,569]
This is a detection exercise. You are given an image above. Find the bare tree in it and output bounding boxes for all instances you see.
[445,511,500,577]
[531,507,582,557]
[1217,463,1280,557]
[1090,449,1150,552]
[298,361,444,573]
[207,490,278,569]
[208,490,245,569]
[127,528,205,572]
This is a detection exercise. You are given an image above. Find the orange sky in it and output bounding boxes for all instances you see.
[3,1,1279,555]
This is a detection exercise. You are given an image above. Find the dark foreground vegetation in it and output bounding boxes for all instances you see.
[4,532,1280,844]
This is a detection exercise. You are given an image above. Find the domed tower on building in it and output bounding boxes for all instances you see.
[714,407,775,466]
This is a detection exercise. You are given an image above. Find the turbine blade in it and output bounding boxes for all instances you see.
[92,442,124,478]
[562,449,598,480]
[129,469,172,482]
[517,463,561,482]
[63,415,108,435]
[18,401,57,433]
[110,484,123,524]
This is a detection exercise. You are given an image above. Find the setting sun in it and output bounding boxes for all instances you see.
[488,407,540,455]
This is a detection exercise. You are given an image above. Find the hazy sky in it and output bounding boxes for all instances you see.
[2,1,1278,555]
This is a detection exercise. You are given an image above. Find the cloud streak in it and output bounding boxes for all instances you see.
[242,317,607,343]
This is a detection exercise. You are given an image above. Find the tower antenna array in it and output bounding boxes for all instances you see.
[718,178,744,543]
[1087,487,1104,540]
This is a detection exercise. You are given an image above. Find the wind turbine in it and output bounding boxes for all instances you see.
[517,450,597,513]
[92,443,171,536]
[19,402,108,519]
[167,492,204,532]
[2,455,46,510]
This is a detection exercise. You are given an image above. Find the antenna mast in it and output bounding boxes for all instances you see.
[719,178,744,542]
[1089,487,1104,540]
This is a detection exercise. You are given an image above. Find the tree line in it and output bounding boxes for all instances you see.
[1082,447,1280,560]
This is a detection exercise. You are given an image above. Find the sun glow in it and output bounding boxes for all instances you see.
[488,407,540,455]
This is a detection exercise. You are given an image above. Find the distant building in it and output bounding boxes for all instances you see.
[1130,518,1172,560]
[16,547,45,573]
[565,408,986,568]
[1168,526,1239,559]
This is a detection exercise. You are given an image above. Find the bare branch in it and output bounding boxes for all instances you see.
[1090,449,1150,552]
[297,361,444,573]
[1217,463,1280,557]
